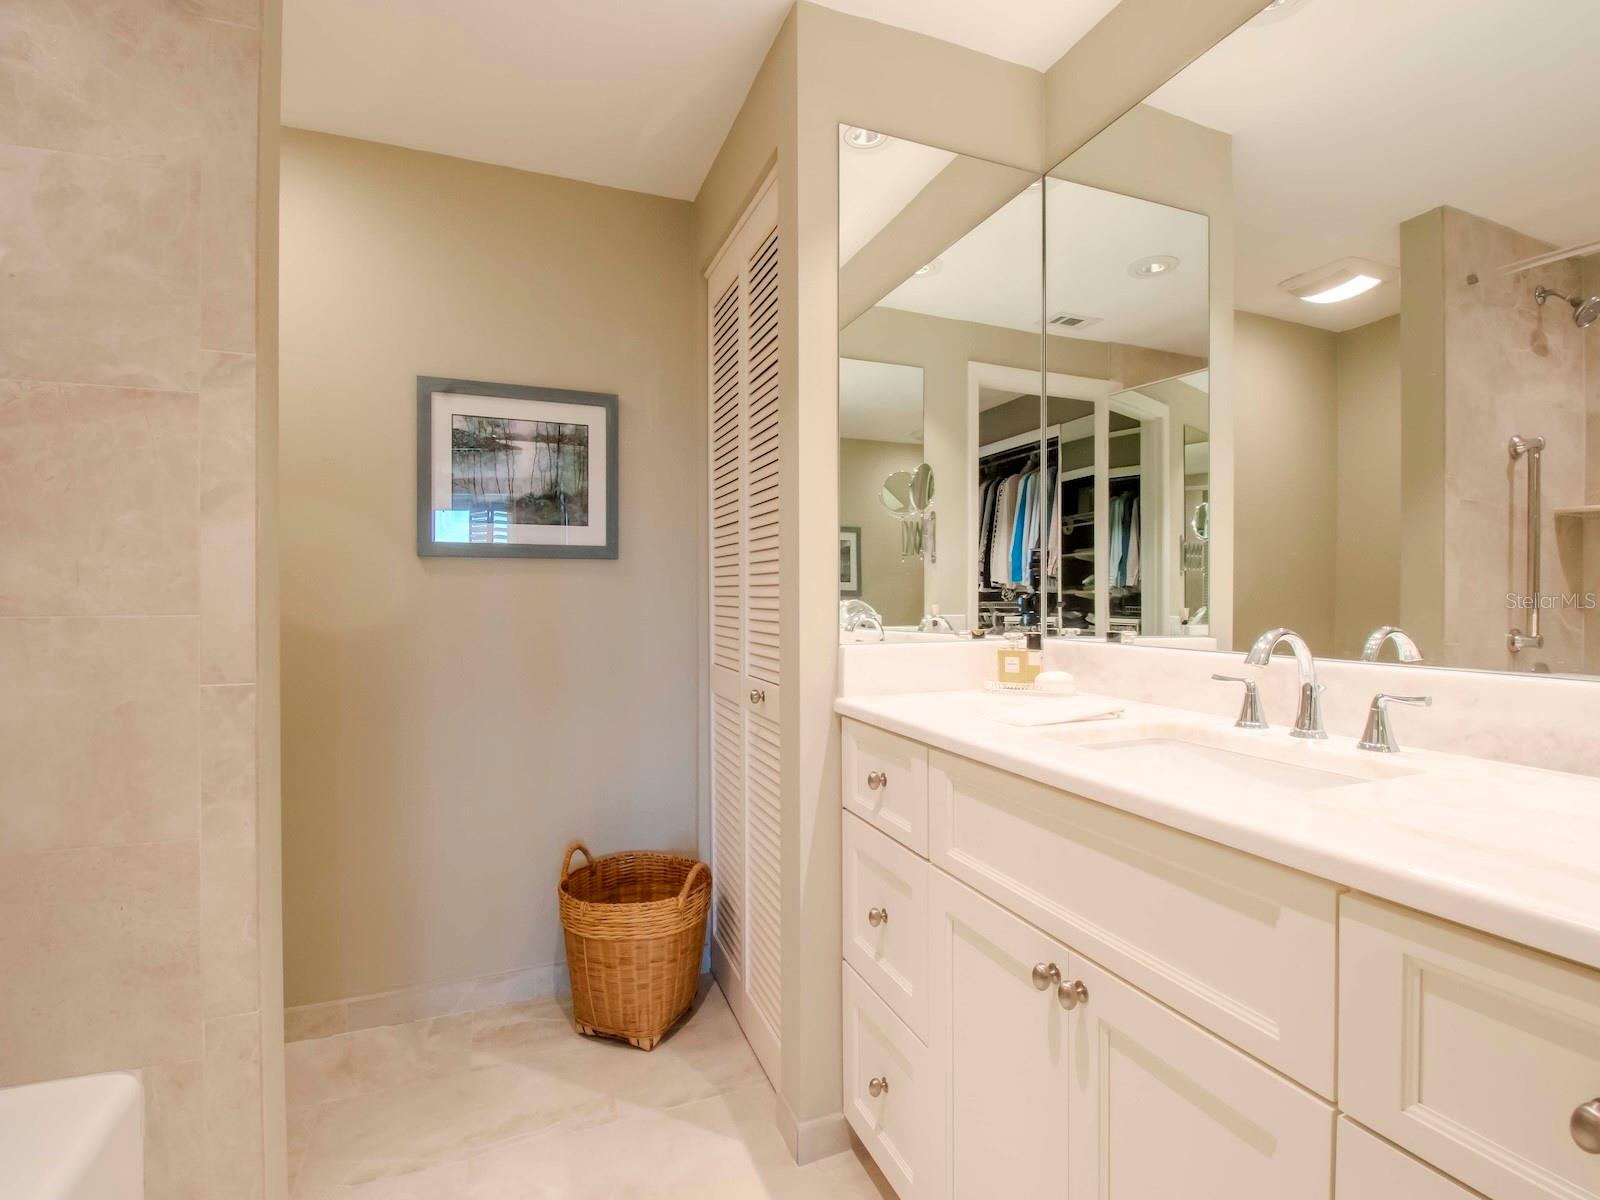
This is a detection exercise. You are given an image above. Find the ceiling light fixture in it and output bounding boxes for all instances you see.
[1279,257,1395,305]
[1129,255,1180,278]
[914,259,942,277]
[841,126,887,150]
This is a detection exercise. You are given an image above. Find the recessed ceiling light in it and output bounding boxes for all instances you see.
[1129,255,1180,278]
[914,259,942,277]
[1280,257,1395,304]
[841,126,887,150]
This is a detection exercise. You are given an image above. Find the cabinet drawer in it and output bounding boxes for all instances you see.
[928,749,1339,1095]
[841,720,929,855]
[1069,953,1334,1200]
[1339,895,1600,1200]
[1336,1119,1478,1200]
[843,813,929,1038]
[843,962,939,1200]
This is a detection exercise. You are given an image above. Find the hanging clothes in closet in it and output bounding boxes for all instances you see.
[977,458,1057,590]
[1108,489,1140,590]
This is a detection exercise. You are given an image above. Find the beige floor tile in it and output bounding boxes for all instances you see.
[287,980,887,1200]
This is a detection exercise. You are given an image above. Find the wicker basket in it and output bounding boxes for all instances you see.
[557,840,711,1051]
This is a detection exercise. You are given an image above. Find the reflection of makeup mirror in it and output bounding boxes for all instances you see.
[910,462,935,512]
[1191,500,1210,541]
[880,469,918,516]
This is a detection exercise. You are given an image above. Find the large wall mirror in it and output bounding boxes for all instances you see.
[837,126,1043,640]
[1044,0,1600,678]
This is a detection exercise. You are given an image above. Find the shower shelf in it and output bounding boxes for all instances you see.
[1553,505,1600,519]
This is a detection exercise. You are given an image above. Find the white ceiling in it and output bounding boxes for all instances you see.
[1145,0,1600,331]
[840,358,924,442]
[870,178,1209,357]
[839,136,956,265]
[283,0,1120,201]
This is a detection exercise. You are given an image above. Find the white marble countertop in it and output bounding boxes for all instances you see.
[836,689,1600,971]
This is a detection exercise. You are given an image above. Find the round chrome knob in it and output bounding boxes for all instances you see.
[749,688,765,706]
[868,1076,889,1098]
[866,770,888,791]
[867,906,888,927]
[1031,962,1061,991]
[1573,1098,1600,1154]
[1057,979,1089,1010]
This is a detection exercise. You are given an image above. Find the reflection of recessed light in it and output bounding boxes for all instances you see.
[1280,257,1395,304]
[914,259,942,277]
[1129,255,1180,278]
[841,126,887,150]
[1253,0,1311,23]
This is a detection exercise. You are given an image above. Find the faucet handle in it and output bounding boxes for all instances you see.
[1357,693,1432,754]
[1212,674,1268,730]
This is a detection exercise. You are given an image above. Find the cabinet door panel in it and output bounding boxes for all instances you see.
[1335,1118,1478,1200]
[1068,955,1334,1200]
[844,963,938,1200]
[842,719,929,855]
[843,813,930,1037]
[1339,896,1600,1200]
[929,870,1070,1199]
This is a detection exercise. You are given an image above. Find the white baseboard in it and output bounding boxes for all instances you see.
[284,960,567,1041]
[777,1093,851,1165]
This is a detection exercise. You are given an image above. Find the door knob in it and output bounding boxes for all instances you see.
[868,1076,889,1098]
[1031,962,1061,991]
[1057,979,1089,1010]
[1574,1098,1600,1154]
[866,770,888,790]
[749,688,765,706]
[867,906,888,927]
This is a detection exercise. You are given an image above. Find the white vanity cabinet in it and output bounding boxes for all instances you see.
[927,871,1072,1199]
[1067,954,1333,1199]
[1339,896,1600,1200]
[838,716,1600,1200]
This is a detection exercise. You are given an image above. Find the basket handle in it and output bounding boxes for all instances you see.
[677,861,710,907]
[560,840,593,884]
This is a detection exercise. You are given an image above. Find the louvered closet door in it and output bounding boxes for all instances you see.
[706,178,782,1086]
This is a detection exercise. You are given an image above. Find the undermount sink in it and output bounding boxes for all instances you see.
[1047,720,1423,792]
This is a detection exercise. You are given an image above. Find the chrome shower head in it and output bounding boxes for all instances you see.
[1536,286,1600,329]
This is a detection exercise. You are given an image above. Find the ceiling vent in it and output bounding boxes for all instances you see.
[1048,312,1102,330]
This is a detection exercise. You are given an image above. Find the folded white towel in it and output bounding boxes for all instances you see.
[984,695,1124,727]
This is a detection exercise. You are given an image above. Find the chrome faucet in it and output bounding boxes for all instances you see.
[1360,626,1423,664]
[1357,693,1432,753]
[841,599,886,641]
[1244,628,1326,739]
[917,606,955,634]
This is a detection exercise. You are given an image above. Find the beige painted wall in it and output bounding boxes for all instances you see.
[279,130,700,1007]
[839,438,924,624]
[1233,312,1338,650]
[0,3,282,1198]
[1333,316,1401,659]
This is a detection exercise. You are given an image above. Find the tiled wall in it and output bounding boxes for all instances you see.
[1439,208,1589,673]
[0,3,273,1198]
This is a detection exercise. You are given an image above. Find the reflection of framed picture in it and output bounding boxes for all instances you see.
[417,376,618,559]
[839,526,862,597]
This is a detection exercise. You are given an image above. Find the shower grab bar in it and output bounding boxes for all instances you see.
[1508,434,1546,652]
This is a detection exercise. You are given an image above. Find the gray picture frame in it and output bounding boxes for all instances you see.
[839,526,862,598]
[417,376,619,559]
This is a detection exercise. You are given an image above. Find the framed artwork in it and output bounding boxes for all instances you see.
[839,526,862,597]
[417,376,618,559]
